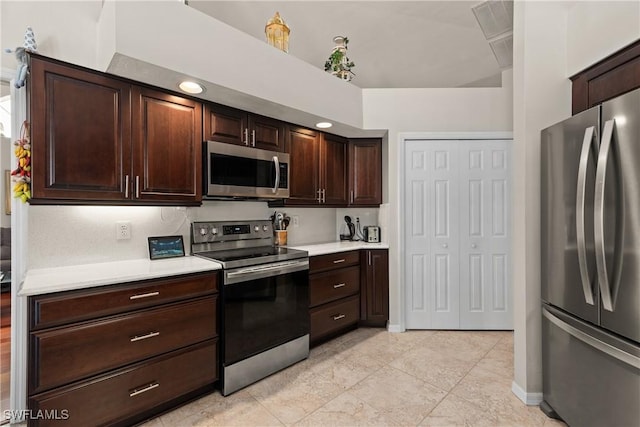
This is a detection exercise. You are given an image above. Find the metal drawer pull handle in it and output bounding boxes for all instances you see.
[129,382,159,397]
[129,291,159,300]
[130,331,160,342]
[333,259,346,264]
[333,314,346,321]
[333,283,346,288]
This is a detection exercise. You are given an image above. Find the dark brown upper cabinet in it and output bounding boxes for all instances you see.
[29,55,202,205]
[283,126,347,206]
[203,103,285,152]
[348,138,382,206]
[131,87,202,203]
[30,56,132,202]
[571,40,640,114]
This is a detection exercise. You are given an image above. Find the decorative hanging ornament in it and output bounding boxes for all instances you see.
[11,121,31,203]
[324,36,355,82]
[265,12,290,53]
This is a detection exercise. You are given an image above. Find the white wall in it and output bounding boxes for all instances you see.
[1,1,101,70]
[566,1,640,76]
[362,71,514,331]
[511,0,640,403]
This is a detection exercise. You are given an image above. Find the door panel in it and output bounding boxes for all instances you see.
[321,134,348,205]
[459,141,512,329]
[429,145,460,329]
[132,88,201,202]
[541,108,600,324]
[405,142,431,328]
[286,127,320,204]
[29,58,131,201]
[599,88,640,343]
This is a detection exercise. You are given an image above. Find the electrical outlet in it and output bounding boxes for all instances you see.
[292,216,299,228]
[116,221,131,240]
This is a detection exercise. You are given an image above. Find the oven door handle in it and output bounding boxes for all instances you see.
[224,259,309,285]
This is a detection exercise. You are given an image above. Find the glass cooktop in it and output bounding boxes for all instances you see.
[196,246,308,269]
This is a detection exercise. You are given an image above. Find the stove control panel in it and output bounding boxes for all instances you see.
[191,220,273,245]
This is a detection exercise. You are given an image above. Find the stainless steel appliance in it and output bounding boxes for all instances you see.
[191,220,309,395]
[339,215,356,241]
[540,88,640,426]
[204,141,290,199]
[363,226,380,243]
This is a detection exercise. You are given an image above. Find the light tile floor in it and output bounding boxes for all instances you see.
[143,328,567,427]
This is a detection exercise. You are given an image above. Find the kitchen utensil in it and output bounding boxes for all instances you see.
[283,217,290,230]
[275,212,284,230]
[340,216,356,240]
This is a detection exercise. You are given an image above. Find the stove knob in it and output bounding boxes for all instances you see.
[262,225,269,232]
[254,225,260,232]
[199,228,207,236]
[211,227,218,235]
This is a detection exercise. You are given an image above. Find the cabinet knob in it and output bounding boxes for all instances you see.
[471,243,477,249]
[442,243,448,249]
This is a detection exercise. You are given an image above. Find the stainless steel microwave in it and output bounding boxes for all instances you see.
[204,141,290,199]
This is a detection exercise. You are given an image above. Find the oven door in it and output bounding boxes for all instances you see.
[222,259,309,366]
[206,141,289,199]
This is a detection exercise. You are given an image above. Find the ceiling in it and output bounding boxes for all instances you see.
[187,0,512,89]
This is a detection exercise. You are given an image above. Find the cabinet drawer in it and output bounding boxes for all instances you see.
[310,266,359,307]
[30,296,217,394]
[310,295,359,342]
[309,251,359,273]
[30,272,218,330]
[29,340,218,427]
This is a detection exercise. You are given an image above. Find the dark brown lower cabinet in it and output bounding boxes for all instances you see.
[28,340,217,427]
[308,249,389,345]
[27,273,219,426]
[308,251,360,345]
[360,250,389,327]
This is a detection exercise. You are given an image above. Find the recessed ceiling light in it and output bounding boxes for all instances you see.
[178,81,204,94]
[316,122,332,129]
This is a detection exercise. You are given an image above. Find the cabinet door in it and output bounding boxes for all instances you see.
[286,126,320,204]
[30,57,131,201]
[132,87,202,203]
[360,250,389,327]
[321,134,348,205]
[248,114,285,152]
[349,139,382,206]
[203,103,247,146]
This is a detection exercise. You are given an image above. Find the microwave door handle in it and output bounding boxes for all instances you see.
[576,126,596,305]
[272,156,280,193]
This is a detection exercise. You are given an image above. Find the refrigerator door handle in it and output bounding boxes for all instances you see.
[594,119,625,312]
[576,126,597,305]
[543,308,640,369]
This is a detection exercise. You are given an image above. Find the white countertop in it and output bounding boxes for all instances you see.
[289,241,389,257]
[21,256,222,296]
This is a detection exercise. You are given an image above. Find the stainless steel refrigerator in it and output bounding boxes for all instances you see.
[540,88,639,427]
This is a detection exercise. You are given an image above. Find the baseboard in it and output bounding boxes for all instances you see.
[511,381,543,406]
[387,323,404,333]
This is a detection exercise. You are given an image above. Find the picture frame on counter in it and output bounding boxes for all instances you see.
[147,235,185,260]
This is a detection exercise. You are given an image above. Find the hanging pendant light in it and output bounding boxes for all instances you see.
[265,12,290,53]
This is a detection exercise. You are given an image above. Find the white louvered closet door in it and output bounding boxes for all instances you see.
[404,139,512,330]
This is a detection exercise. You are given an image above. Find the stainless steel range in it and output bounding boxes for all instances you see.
[191,220,309,396]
